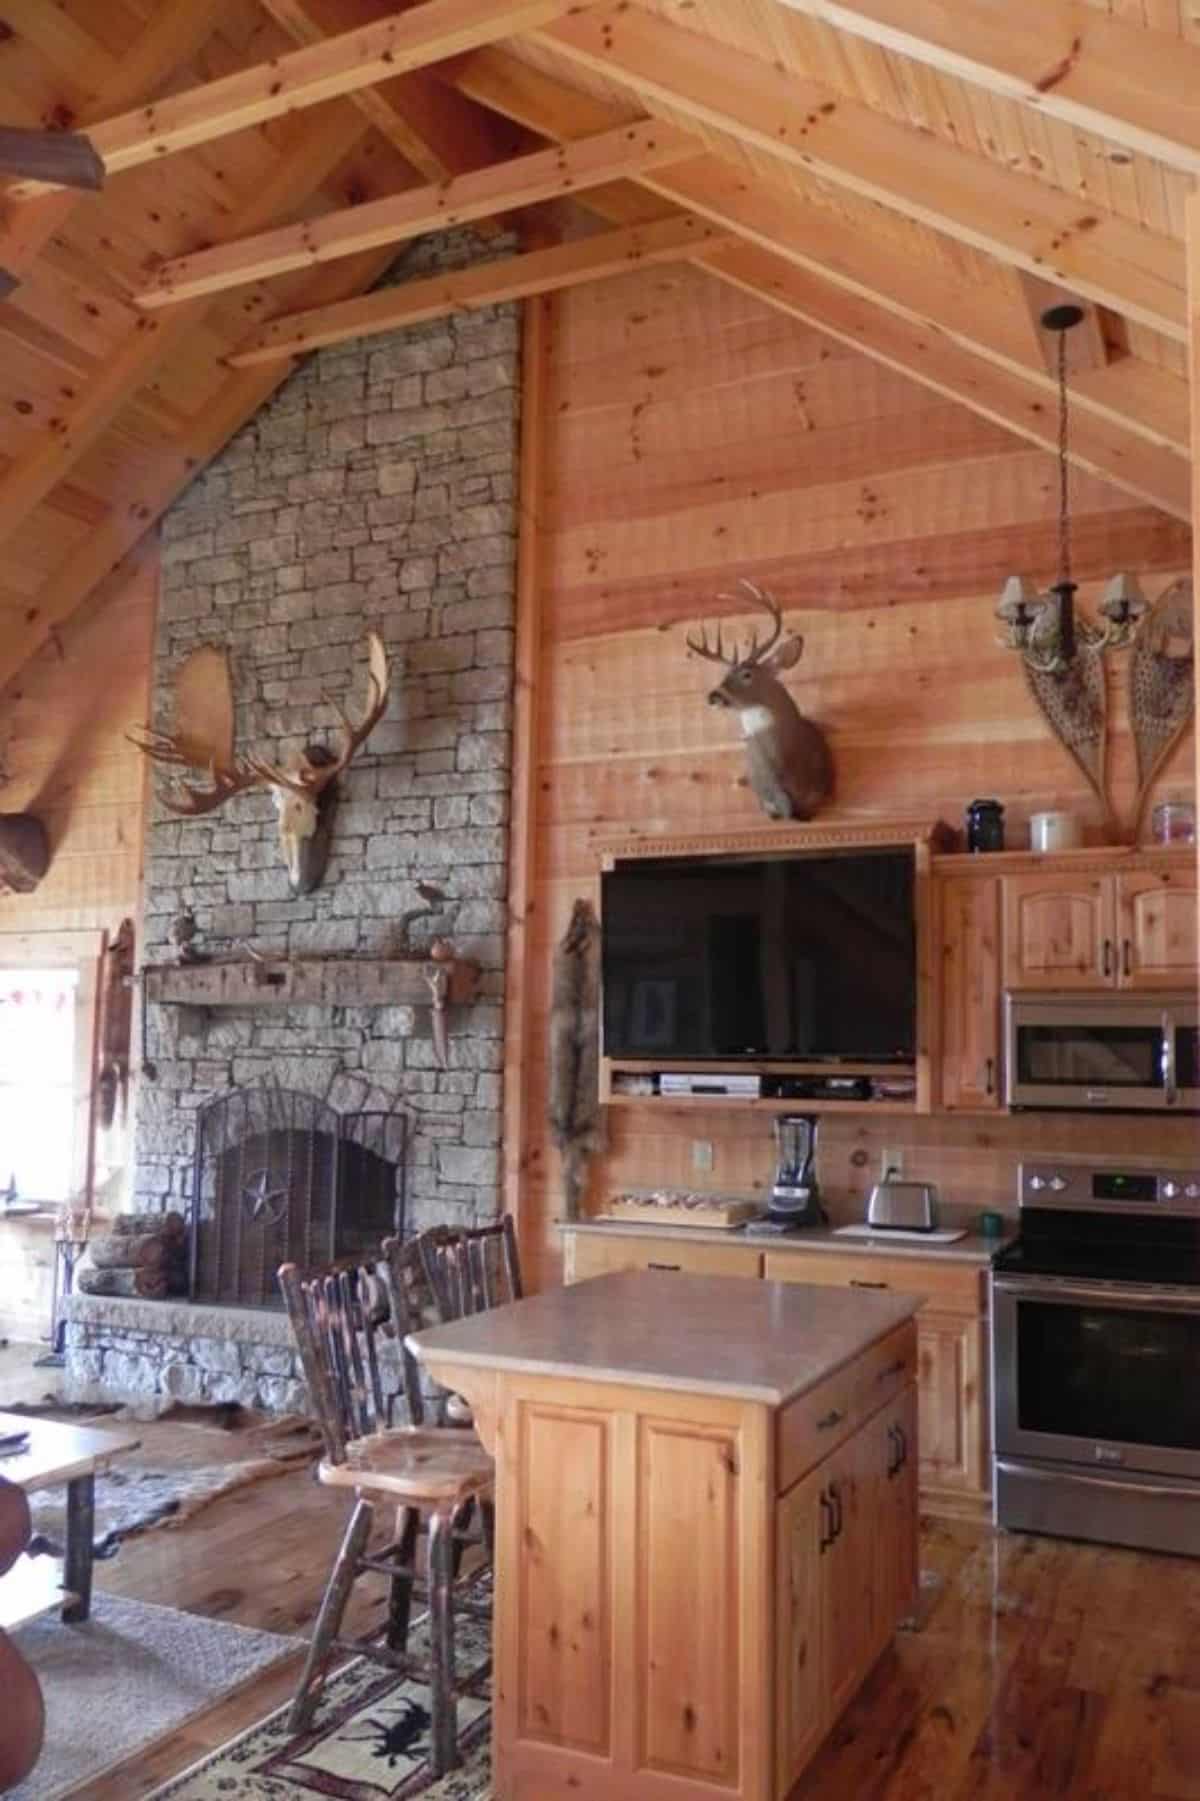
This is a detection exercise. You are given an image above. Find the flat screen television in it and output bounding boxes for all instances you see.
[601,847,916,1062]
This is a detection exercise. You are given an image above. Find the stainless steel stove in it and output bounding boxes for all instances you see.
[991,1156,1200,1557]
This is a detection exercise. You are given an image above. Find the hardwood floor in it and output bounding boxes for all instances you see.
[3,1340,1196,1799]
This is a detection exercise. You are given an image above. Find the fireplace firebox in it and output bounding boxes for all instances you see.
[190,1086,407,1308]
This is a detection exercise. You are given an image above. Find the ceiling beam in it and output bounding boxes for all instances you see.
[699,243,1191,521]
[0,0,229,283]
[135,120,696,306]
[533,5,1187,341]
[452,49,1191,463]
[255,0,522,189]
[6,0,573,198]
[0,234,404,699]
[774,0,1200,178]
[228,213,735,363]
[0,108,371,561]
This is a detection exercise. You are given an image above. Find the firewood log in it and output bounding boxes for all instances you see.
[76,1265,168,1299]
[88,1234,167,1271]
[112,1210,186,1242]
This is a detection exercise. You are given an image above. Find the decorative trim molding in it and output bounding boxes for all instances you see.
[596,817,953,869]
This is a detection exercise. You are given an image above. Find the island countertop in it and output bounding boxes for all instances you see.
[407,1268,923,1406]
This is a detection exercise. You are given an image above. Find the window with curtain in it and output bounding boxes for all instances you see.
[0,969,79,1204]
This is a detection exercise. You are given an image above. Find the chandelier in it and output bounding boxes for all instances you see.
[994,303,1147,677]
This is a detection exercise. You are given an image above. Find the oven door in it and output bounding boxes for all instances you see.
[992,1273,1200,1482]
[1004,993,1199,1110]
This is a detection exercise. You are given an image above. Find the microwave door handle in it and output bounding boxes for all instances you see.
[1162,1009,1177,1106]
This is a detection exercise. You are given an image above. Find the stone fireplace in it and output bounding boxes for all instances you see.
[64,227,520,1411]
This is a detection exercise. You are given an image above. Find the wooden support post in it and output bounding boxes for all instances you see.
[1188,190,1200,824]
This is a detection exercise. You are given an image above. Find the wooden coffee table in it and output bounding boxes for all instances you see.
[0,1410,140,1625]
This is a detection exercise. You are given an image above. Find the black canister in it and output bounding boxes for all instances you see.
[966,798,1004,853]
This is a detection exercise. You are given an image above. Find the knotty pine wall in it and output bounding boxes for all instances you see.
[515,265,1195,1286]
[0,550,155,1337]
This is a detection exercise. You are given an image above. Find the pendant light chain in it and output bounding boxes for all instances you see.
[1056,323,1071,592]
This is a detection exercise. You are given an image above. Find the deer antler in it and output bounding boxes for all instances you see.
[684,618,737,665]
[714,579,783,665]
[294,630,391,793]
[126,728,268,816]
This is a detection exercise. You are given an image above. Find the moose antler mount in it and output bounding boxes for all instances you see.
[130,632,390,894]
[685,580,833,821]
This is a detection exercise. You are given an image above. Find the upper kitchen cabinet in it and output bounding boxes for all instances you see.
[995,851,1196,993]
[1003,870,1114,990]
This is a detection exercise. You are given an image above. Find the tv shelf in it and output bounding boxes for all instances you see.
[601,1058,920,1115]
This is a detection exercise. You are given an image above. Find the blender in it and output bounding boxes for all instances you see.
[747,1115,825,1234]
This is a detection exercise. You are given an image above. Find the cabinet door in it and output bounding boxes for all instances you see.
[823,1444,872,1725]
[938,876,1002,1109]
[1118,867,1199,988]
[877,1385,919,1637]
[916,1310,988,1497]
[1003,872,1115,989]
[775,1465,829,1796]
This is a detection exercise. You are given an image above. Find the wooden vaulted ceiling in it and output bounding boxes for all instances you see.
[0,0,1194,698]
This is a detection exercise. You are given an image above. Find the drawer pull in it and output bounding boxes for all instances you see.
[816,1407,845,1432]
[876,1357,906,1383]
[850,1278,888,1290]
[647,1262,681,1272]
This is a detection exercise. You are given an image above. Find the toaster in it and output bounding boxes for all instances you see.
[866,1176,938,1232]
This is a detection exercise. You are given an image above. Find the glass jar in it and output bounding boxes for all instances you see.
[966,798,1005,853]
[1151,799,1196,845]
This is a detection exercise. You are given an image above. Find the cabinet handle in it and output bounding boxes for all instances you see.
[896,1424,908,1469]
[1122,938,1133,980]
[819,1490,834,1553]
[984,1056,995,1097]
[877,1357,906,1384]
[851,1279,888,1290]
[816,1407,845,1431]
[886,1424,900,1478]
[647,1262,681,1272]
[829,1481,843,1541]
[1102,937,1114,978]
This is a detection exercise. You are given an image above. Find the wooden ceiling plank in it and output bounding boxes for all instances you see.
[772,0,1200,176]
[0,238,402,698]
[698,241,1191,521]
[135,121,698,306]
[452,48,1192,459]
[531,5,1188,340]
[6,0,575,199]
[0,107,370,559]
[256,0,520,188]
[0,0,232,284]
[228,212,735,362]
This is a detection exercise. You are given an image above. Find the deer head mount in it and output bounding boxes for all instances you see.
[130,633,390,895]
[686,581,833,821]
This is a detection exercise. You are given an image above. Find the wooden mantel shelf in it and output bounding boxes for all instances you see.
[142,956,479,1009]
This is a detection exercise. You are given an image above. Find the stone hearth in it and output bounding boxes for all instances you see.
[63,1295,310,1413]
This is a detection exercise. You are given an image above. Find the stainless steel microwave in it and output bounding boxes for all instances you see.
[1005,991,1200,1112]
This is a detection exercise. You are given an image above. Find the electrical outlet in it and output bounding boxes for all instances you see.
[880,1145,904,1178]
[691,1139,714,1174]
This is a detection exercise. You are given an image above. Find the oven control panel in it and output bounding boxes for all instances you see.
[1019,1162,1200,1215]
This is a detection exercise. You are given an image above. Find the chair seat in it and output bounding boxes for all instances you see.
[320,1427,493,1505]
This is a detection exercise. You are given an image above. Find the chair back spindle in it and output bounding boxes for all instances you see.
[279,1259,394,1463]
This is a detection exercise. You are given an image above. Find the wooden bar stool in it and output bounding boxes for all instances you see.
[278,1252,493,1774]
[418,1215,524,1323]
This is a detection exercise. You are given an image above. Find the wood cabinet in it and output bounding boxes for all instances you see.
[1117,865,1199,987]
[565,1231,761,1283]
[996,857,1196,993]
[938,874,1003,1108]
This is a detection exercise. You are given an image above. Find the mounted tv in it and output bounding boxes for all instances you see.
[601,847,916,1062]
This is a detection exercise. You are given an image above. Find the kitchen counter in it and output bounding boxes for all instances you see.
[563,1216,1004,1263]
[411,1272,921,1800]
[409,1267,920,1405]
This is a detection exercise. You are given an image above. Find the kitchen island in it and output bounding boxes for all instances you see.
[409,1269,922,1800]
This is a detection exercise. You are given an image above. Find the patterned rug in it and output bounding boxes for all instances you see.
[147,1610,492,1801]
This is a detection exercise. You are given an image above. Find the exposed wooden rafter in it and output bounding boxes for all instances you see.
[135,122,696,306]
[450,48,1191,517]
[255,0,522,190]
[228,214,735,363]
[533,5,1187,341]
[774,0,1200,177]
[6,0,572,198]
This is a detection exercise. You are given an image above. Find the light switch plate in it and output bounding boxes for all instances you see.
[691,1139,714,1173]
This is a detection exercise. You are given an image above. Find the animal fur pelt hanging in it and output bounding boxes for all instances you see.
[547,899,605,1221]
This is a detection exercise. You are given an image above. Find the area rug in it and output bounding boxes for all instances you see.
[147,1609,492,1801]
[29,1455,301,1557]
[10,1593,300,1801]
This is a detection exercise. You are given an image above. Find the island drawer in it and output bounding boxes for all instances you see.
[763,1250,984,1316]
[568,1233,762,1283]
[777,1320,917,1492]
